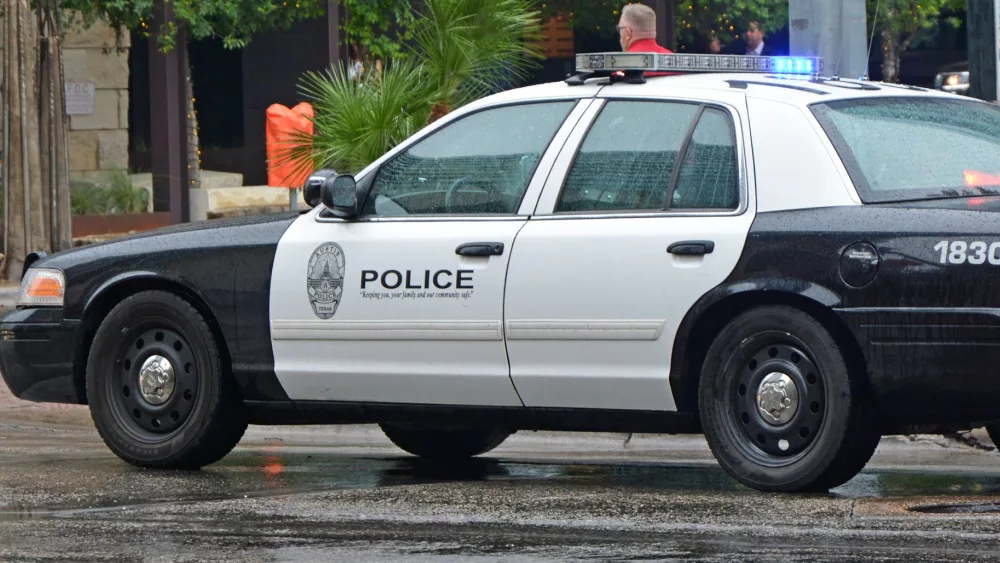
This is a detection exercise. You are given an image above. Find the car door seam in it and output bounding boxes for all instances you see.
[502,218,532,408]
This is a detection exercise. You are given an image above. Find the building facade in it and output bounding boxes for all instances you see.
[0,15,131,186]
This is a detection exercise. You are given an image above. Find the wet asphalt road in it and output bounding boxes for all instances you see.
[3,423,1000,562]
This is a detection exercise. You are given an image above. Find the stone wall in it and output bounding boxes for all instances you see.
[63,18,131,185]
[0,16,130,185]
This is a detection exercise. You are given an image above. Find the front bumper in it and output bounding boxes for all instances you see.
[0,308,82,404]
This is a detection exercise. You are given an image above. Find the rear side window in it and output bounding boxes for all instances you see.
[670,108,739,209]
[556,100,740,213]
[811,97,1000,203]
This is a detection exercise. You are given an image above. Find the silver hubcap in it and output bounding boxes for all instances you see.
[138,355,176,405]
[756,372,799,426]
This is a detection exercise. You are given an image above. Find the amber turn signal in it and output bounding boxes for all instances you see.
[27,276,62,298]
[17,268,65,307]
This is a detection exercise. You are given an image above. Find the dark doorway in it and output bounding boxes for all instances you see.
[190,38,245,174]
[128,30,151,173]
[129,34,246,177]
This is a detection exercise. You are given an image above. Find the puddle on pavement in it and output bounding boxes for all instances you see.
[838,469,1000,499]
[3,448,1000,521]
[909,501,1000,514]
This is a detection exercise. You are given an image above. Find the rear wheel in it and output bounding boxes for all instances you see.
[86,290,247,469]
[380,423,510,460]
[698,306,880,493]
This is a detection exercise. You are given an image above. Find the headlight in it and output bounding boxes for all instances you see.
[939,72,970,93]
[17,268,65,307]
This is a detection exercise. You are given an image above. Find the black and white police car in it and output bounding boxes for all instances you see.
[4,52,1000,493]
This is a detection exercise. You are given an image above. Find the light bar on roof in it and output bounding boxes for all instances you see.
[575,52,824,76]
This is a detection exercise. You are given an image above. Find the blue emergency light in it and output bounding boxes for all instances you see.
[573,52,824,78]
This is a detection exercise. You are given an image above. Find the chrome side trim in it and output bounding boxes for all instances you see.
[528,209,744,220]
[271,320,503,341]
[315,215,527,224]
[505,319,665,341]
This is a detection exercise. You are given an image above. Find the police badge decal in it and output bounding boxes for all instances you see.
[307,242,346,319]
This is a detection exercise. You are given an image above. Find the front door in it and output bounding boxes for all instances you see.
[504,95,756,411]
[269,98,587,406]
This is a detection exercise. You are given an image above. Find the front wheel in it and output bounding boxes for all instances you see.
[86,290,248,469]
[699,306,880,493]
[380,423,511,460]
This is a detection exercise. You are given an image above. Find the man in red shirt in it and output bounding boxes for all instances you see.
[616,3,673,76]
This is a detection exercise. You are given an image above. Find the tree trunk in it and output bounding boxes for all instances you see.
[185,48,200,193]
[427,100,451,125]
[880,30,900,83]
[2,0,71,281]
[39,0,71,252]
[4,0,44,281]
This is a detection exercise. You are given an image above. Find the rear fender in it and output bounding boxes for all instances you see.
[668,278,851,413]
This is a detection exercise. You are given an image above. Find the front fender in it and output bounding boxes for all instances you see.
[82,271,216,321]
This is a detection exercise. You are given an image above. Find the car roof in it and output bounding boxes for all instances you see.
[476,71,977,110]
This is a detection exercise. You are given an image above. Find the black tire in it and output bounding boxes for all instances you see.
[698,305,880,493]
[379,422,511,460]
[86,290,247,469]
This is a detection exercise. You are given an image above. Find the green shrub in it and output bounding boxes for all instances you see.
[71,183,110,215]
[70,173,148,215]
[105,172,149,213]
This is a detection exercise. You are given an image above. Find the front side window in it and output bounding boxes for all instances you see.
[555,100,740,213]
[811,97,1000,203]
[363,101,575,216]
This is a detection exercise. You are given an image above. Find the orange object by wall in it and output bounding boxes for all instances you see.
[266,102,314,188]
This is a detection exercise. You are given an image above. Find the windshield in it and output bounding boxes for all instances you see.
[810,96,1000,203]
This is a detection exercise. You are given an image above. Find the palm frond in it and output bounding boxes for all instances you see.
[277,58,437,175]
[287,0,545,174]
[414,0,545,108]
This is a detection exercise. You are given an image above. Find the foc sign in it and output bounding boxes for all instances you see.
[65,82,95,116]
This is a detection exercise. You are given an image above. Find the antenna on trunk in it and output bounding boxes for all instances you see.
[863,0,882,80]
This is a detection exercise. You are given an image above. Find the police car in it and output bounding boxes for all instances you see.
[4,51,1000,494]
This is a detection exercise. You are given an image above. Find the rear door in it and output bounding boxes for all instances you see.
[269,97,594,406]
[503,89,757,411]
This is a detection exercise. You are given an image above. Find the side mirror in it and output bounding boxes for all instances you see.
[321,174,359,218]
[303,169,336,208]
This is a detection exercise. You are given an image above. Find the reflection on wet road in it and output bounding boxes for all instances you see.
[2,423,1000,561]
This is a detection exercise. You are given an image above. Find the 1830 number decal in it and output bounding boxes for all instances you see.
[933,240,1000,265]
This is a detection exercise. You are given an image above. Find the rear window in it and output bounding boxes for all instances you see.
[810,97,1000,203]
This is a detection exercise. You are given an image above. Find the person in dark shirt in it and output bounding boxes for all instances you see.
[744,21,777,56]
[727,21,782,57]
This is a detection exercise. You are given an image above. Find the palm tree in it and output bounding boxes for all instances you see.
[278,0,544,176]
[415,0,545,121]
[295,57,438,174]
